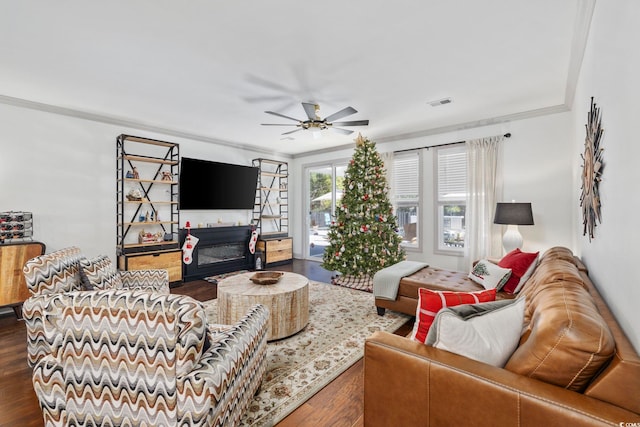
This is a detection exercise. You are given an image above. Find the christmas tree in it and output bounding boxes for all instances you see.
[322,134,405,278]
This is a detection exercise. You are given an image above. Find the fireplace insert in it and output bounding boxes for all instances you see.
[179,226,253,281]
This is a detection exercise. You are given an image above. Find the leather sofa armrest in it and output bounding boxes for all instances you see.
[364,331,640,426]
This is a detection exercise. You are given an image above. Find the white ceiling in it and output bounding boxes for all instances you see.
[1,1,589,156]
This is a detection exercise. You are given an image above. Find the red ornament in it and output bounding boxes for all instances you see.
[363,194,369,201]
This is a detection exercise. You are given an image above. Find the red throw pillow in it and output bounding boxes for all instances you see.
[498,248,539,294]
[410,288,497,344]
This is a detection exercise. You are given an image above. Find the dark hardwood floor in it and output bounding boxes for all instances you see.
[0,259,412,427]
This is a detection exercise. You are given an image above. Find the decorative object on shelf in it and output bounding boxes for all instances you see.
[580,97,604,242]
[161,171,173,181]
[138,230,164,244]
[250,271,284,285]
[126,188,143,201]
[493,202,534,253]
[132,167,139,179]
[126,170,134,178]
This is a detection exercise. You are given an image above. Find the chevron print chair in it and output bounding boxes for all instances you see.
[22,290,269,427]
[22,246,170,367]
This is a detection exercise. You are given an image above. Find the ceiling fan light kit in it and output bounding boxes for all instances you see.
[262,102,369,136]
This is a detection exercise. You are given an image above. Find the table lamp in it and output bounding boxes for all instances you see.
[493,202,534,253]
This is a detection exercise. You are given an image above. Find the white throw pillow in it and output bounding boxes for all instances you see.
[468,259,512,290]
[425,297,526,367]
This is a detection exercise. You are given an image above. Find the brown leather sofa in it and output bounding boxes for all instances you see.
[364,247,640,426]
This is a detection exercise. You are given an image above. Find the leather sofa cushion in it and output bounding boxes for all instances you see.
[505,259,615,391]
[400,267,483,296]
[399,267,514,300]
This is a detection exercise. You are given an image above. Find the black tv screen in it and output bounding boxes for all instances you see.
[179,158,259,210]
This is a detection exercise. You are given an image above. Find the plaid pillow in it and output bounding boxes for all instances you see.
[410,288,496,344]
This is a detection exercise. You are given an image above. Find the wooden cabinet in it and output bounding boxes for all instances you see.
[0,241,45,316]
[118,249,182,285]
[257,237,293,266]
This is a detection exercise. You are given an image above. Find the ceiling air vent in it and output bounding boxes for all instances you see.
[428,97,453,107]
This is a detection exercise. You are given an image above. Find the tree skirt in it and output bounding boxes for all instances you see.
[203,281,409,426]
[332,274,373,293]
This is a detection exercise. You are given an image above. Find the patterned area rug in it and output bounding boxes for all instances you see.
[203,281,410,426]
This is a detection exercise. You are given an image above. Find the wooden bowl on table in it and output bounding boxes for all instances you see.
[250,271,284,285]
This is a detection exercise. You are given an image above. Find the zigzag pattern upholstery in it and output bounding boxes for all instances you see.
[23,290,269,427]
[23,246,85,295]
[22,246,170,367]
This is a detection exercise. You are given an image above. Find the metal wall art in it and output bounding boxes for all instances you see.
[580,97,604,241]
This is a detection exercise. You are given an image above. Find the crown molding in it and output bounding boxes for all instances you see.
[0,94,292,159]
[291,104,570,159]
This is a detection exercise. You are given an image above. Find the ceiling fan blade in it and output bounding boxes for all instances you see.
[261,123,298,126]
[324,106,357,122]
[302,102,318,120]
[331,127,354,135]
[331,120,369,127]
[282,128,303,135]
[264,111,301,122]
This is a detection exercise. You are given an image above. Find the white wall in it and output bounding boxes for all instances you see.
[0,103,283,261]
[292,112,575,271]
[573,0,640,352]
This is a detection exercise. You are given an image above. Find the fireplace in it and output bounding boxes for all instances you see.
[179,226,253,282]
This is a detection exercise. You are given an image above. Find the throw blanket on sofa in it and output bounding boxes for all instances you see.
[373,261,428,300]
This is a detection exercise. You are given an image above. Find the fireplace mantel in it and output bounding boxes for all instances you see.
[179,226,253,281]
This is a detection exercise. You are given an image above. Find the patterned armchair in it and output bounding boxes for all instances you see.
[22,246,170,366]
[22,290,269,427]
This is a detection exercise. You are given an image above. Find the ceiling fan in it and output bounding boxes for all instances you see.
[262,102,369,136]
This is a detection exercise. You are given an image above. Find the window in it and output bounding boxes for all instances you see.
[436,146,466,253]
[393,152,420,248]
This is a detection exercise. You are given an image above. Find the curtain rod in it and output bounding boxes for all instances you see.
[393,132,511,154]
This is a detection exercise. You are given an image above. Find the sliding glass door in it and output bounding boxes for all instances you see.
[306,163,346,260]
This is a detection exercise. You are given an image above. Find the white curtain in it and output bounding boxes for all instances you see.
[464,135,504,269]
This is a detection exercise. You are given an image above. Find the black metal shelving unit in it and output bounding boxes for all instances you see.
[116,134,180,255]
[252,158,289,238]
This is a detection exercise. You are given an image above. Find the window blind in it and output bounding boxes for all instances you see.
[437,146,466,201]
[393,153,419,202]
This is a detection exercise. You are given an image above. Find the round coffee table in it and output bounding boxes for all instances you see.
[217,271,309,341]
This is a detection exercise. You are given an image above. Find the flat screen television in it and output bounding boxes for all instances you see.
[179,158,259,210]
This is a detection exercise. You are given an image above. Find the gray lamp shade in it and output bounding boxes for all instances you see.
[493,202,534,225]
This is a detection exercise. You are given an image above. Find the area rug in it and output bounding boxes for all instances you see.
[203,281,410,426]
